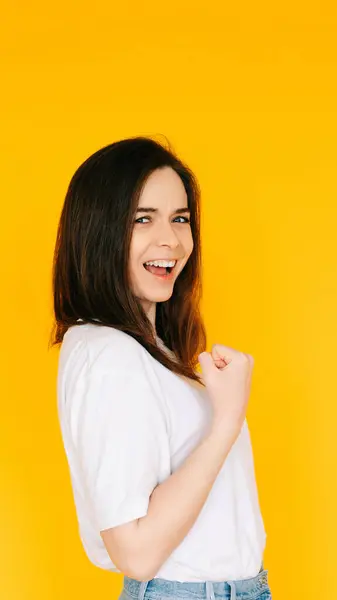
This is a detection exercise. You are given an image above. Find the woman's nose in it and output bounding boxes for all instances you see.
[155,222,180,247]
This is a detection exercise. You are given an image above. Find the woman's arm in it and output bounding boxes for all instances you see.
[100,422,239,581]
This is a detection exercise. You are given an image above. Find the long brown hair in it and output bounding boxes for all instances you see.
[49,135,207,385]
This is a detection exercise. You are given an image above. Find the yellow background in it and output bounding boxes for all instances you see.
[1,2,336,599]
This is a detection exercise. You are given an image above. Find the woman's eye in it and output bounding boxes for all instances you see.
[135,216,150,224]
[175,216,190,223]
[135,216,190,224]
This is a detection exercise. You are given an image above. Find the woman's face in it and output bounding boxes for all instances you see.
[129,166,194,315]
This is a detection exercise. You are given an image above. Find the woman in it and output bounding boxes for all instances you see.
[51,136,272,600]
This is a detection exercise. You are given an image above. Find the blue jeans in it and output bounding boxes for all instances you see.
[119,563,272,600]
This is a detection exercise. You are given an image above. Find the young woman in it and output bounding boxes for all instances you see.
[51,136,272,600]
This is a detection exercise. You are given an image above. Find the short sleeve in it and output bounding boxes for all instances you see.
[68,333,170,532]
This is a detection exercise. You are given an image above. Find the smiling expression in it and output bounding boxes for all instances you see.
[128,166,194,312]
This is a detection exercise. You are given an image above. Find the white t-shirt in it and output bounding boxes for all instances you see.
[57,321,267,582]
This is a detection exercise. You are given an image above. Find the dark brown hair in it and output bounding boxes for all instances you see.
[49,135,207,385]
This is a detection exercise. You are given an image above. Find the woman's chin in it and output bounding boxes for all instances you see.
[138,286,174,303]
[148,290,174,302]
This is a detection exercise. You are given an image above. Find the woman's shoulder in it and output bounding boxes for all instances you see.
[58,322,169,425]
[62,322,147,368]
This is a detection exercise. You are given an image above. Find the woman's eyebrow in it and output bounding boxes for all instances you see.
[136,207,190,214]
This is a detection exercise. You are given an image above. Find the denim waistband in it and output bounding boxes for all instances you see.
[123,562,270,600]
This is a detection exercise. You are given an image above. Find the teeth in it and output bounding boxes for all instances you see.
[145,260,176,267]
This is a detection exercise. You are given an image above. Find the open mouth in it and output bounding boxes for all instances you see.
[143,263,176,277]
